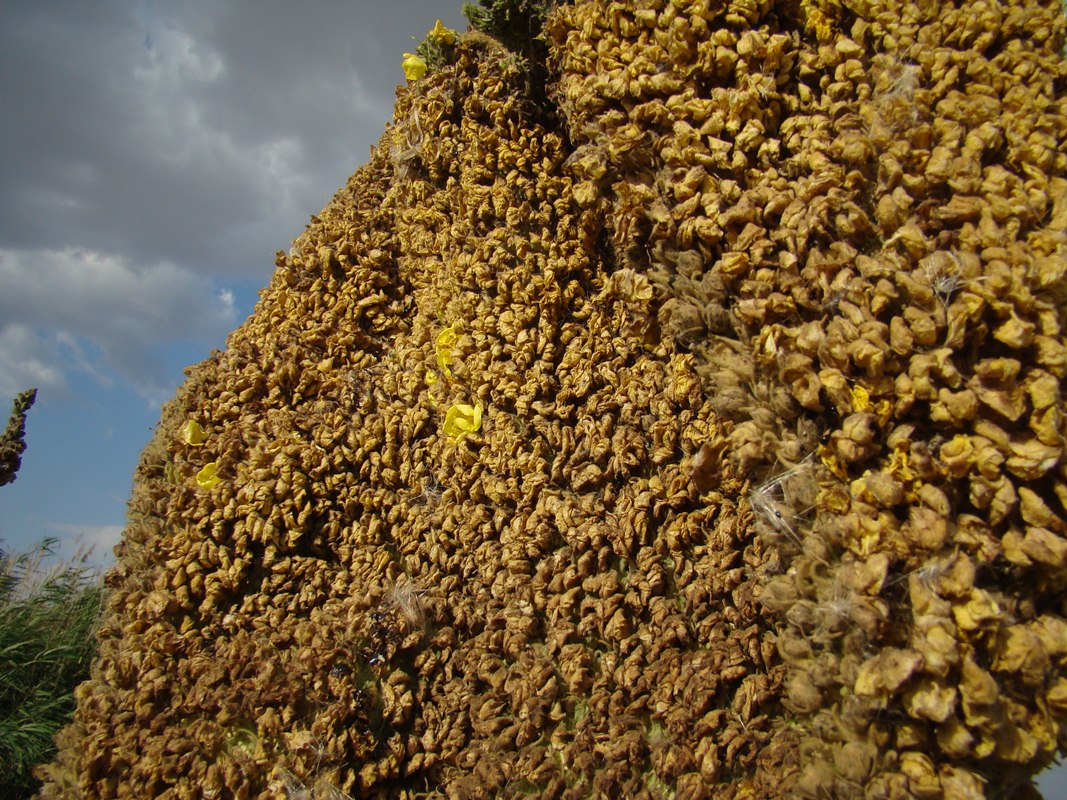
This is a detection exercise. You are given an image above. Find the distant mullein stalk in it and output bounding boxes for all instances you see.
[0,389,37,487]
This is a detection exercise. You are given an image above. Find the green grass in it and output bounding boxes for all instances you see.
[0,538,107,799]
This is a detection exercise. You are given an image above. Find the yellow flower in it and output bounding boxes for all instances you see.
[428,19,456,45]
[180,419,206,445]
[886,442,915,482]
[402,53,427,81]
[425,369,437,386]
[443,403,482,441]
[851,384,871,413]
[196,462,220,490]
[435,325,458,379]
[818,444,847,479]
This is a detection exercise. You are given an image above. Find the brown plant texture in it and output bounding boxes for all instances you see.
[1,389,37,487]
[36,1,1067,798]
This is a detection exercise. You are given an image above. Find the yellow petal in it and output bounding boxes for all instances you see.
[850,384,871,412]
[181,419,206,445]
[196,462,220,490]
[886,442,915,482]
[435,325,458,379]
[429,19,455,45]
[443,403,482,441]
[425,369,437,386]
[402,53,427,81]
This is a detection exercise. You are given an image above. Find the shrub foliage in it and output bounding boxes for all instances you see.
[0,539,105,799]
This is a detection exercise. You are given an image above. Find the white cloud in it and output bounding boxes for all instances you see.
[0,324,67,397]
[44,522,125,568]
[0,247,236,399]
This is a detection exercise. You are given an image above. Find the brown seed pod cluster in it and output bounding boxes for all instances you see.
[549,0,1067,797]
[36,1,1067,798]
[35,32,778,800]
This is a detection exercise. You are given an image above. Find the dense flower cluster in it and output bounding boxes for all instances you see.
[37,1,1067,798]
[550,0,1067,795]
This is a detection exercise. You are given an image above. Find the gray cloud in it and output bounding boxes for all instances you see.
[0,0,467,398]
[0,247,237,398]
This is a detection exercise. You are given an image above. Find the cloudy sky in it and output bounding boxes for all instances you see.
[0,0,467,564]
